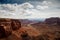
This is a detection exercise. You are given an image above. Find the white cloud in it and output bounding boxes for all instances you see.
[0,2,34,19]
[20,2,34,8]
[0,1,60,19]
[36,1,52,10]
[36,5,48,10]
[42,1,52,6]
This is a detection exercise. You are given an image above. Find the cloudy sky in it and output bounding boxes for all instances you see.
[0,0,60,19]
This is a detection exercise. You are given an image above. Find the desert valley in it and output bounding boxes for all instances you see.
[0,17,60,40]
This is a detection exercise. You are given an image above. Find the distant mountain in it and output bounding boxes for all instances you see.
[19,19,39,24]
[45,17,60,25]
[28,18,45,22]
[19,18,45,25]
[30,17,60,28]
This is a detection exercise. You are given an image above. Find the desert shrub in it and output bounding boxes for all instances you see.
[21,31,31,40]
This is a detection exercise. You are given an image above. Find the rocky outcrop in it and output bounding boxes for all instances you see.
[0,18,21,38]
[11,19,21,30]
[0,18,12,38]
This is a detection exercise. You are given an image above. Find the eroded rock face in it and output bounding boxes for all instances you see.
[11,19,21,30]
[0,18,21,38]
[0,18,12,38]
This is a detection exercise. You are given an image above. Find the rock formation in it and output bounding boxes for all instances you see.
[0,18,21,38]
[0,18,12,38]
[11,19,21,30]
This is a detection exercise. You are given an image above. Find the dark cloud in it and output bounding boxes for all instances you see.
[0,0,44,4]
[0,0,25,4]
[56,7,60,9]
[56,0,60,2]
[52,0,60,3]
